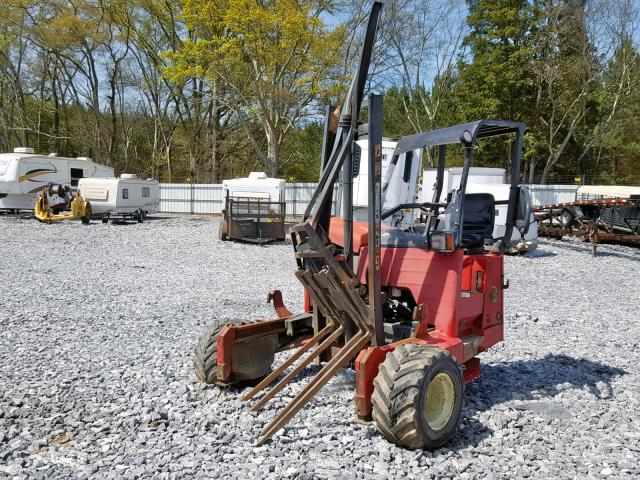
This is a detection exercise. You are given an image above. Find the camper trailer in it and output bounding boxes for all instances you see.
[422,167,538,252]
[78,174,159,222]
[0,148,114,212]
[220,172,286,243]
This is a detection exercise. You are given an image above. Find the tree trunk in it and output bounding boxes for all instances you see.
[166,144,172,183]
[211,127,219,183]
[87,50,103,164]
[540,159,553,185]
[210,86,220,182]
[528,161,536,184]
[51,68,61,154]
[109,72,118,169]
[266,124,279,177]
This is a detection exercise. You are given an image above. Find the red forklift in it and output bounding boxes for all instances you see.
[193,2,532,449]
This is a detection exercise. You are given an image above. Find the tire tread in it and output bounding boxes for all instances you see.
[193,322,225,384]
[371,343,463,449]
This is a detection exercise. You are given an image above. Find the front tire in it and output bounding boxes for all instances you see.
[372,344,464,450]
[194,322,225,384]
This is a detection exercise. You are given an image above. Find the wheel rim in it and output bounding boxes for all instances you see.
[424,372,455,432]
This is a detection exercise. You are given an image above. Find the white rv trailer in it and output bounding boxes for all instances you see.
[78,174,159,222]
[351,139,421,225]
[422,167,538,252]
[222,171,285,201]
[0,148,114,211]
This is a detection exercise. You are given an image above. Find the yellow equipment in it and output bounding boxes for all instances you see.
[34,184,92,224]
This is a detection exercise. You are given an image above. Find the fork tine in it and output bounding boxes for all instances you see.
[250,325,344,412]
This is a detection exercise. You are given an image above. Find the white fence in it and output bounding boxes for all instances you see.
[159,183,337,216]
[159,182,579,215]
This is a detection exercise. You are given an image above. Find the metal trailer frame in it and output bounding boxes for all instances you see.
[534,198,640,254]
[99,210,148,224]
[96,199,156,224]
[196,1,531,449]
[219,194,286,244]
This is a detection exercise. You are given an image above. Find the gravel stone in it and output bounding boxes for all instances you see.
[0,214,638,479]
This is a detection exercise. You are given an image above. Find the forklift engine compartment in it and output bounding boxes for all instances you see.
[193,1,531,450]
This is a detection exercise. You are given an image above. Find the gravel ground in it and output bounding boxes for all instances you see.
[0,214,638,479]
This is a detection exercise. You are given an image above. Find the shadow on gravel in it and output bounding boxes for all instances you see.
[591,250,640,263]
[434,354,628,453]
[523,248,557,258]
[467,353,626,408]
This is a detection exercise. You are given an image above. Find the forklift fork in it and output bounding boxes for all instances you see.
[244,223,376,445]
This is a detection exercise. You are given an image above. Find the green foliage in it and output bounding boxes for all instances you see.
[280,122,323,182]
[0,0,638,185]
[165,0,344,176]
[455,0,541,122]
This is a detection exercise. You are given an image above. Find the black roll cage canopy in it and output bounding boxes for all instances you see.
[381,119,525,252]
[393,119,523,155]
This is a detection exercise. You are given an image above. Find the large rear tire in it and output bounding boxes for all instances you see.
[372,344,463,450]
[194,323,225,384]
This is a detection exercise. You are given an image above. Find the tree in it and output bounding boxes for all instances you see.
[453,0,542,176]
[385,1,467,135]
[456,0,541,121]
[0,0,637,185]
[595,36,640,184]
[572,0,640,181]
[530,0,600,183]
[167,0,344,177]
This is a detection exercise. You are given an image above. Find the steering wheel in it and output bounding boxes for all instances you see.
[418,202,445,213]
[381,202,447,220]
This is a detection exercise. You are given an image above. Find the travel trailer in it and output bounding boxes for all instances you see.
[0,148,114,212]
[222,171,285,202]
[78,174,159,222]
[421,167,506,200]
[422,168,538,252]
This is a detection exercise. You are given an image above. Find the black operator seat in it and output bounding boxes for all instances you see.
[461,193,496,247]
